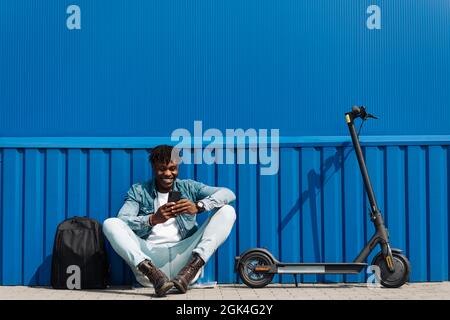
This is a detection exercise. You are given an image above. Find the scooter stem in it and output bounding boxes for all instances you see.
[347,111,395,272]
[345,112,379,213]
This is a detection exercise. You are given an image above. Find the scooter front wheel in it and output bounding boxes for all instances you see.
[371,252,411,288]
[238,251,275,288]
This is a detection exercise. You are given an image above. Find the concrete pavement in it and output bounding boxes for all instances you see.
[0,282,449,300]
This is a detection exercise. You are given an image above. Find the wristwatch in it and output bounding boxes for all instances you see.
[196,200,206,213]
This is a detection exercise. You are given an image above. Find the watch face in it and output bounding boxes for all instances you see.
[197,201,204,208]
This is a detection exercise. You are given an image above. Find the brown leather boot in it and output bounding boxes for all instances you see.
[172,253,205,293]
[137,259,174,297]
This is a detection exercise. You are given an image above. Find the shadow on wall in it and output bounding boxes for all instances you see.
[279,147,353,261]
[29,255,53,286]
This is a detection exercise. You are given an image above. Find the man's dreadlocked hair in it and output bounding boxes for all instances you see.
[149,145,180,166]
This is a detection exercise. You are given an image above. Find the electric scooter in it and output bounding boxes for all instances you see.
[234,106,411,288]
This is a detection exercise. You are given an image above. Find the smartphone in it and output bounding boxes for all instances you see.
[168,191,182,203]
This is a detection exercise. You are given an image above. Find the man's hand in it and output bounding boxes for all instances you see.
[151,202,177,225]
[170,199,199,215]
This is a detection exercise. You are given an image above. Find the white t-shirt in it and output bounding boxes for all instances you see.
[146,192,182,245]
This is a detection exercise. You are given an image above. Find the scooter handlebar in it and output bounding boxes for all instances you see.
[350,105,378,120]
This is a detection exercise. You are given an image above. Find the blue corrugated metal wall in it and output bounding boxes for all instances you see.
[1,1,450,137]
[1,1,449,286]
[0,137,448,285]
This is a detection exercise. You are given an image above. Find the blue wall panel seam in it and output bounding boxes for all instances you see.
[320,148,325,265]
[234,163,239,284]
[42,150,47,286]
[425,146,431,281]
[404,148,410,259]
[298,148,303,265]
[277,152,282,279]
[362,146,367,281]
[256,160,260,248]
[64,149,68,221]
[21,149,25,285]
[383,147,388,227]
[86,151,90,219]
[108,150,112,221]
[214,162,219,282]
[0,150,3,284]
[447,146,450,281]
[341,148,346,264]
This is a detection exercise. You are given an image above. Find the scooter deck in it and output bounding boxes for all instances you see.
[268,263,367,274]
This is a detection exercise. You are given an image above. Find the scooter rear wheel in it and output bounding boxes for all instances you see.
[238,251,275,288]
[371,252,411,288]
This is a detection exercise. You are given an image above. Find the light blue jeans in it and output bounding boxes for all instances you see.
[103,205,236,287]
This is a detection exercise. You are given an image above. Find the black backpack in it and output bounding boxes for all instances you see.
[51,216,110,289]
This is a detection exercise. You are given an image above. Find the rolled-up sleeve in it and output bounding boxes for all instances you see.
[193,180,236,211]
[117,186,152,234]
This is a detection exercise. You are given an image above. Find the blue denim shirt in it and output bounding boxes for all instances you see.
[117,178,236,239]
